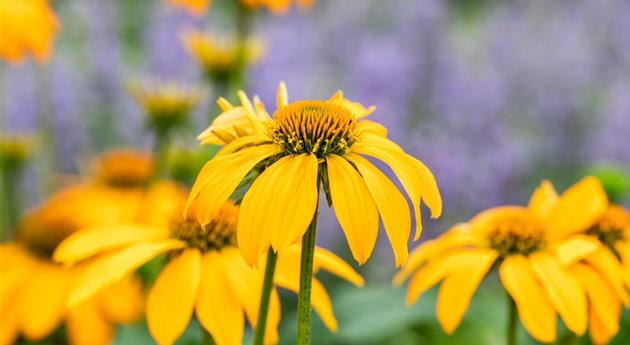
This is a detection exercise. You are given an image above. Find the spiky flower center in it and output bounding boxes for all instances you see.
[171,203,238,252]
[488,219,545,257]
[587,208,628,251]
[270,101,357,157]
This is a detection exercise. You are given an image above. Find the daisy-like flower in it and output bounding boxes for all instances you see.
[394,177,609,343]
[188,82,442,267]
[0,134,34,171]
[168,0,315,17]
[1,194,144,345]
[182,29,264,83]
[129,80,201,135]
[0,0,59,63]
[54,200,364,345]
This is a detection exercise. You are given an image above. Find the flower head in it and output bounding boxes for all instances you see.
[182,29,263,82]
[129,81,201,135]
[54,200,363,345]
[188,82,442,267]
[1,190,144,345]
[0,0,59,63]
[0,134,34,171]
[167,0,316,16]
[394,177,609,343]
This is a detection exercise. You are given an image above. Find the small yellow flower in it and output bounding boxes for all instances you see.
[188,82,442,267]
[54,201,363,345]
[129,81,201,134]
[167,0,315,16]
[182,29,264,82]
[167,0,211,17]
[395,177,609,343]
[0,0,59,63]
[0,134,34,170]
[1,198,144,345]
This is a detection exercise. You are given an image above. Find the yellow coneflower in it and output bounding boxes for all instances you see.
[188,82,441,267]
[54,200,363,345]
[1,194,144,345]
[129,80,201,134]
[0,0,59,63]
[181,29,264,82]
[167,0,315,17]
[394,177,609,343]
[0,134,34,170]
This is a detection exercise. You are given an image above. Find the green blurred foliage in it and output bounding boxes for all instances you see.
[587,163,630,203]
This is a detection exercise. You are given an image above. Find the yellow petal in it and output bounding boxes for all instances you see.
[0,301,18,345]
[148,249,201,345]
[313,246,364,287]
[499,255,557,343]
[98,274,144,324]
[405,249,486,305]
[352,135,442,240]
[546,176,608,238]
[394,224,478,285]
[54,224,165,264]
[348,153,411,267]
[527,180,558,219]
[583,248,630,304]
[530,252,587,335]
[215,134,272,157]
[589,307,618,345]
[186,144,281,224]
[17,264,72,340]
[198,107,251,145]
[66,301,115,345]
[310,279,338,331]
[326,154,379,264]
[571,263,621,341]
[356,120,387,137]
[69,240,183,307]
[238,154,319,265]
[277,81,288,109]
[327,91,376,118]
[436,249,497,334]
[554,235,600,265]
[196,251,244,345]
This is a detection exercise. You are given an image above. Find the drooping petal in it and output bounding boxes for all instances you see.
[394,224,478,285]
[326,154,379,264]
[571,263,621,341]
[196,251,244,345]
[277,81,288,109]
[436,249,497,334]
[69,240,184,307]
[546,176,608,238]
[17,264,72,340]
[583,248,630,304]
[147,249,201,345]
[527,180,558,219]
[313,246,364,287]
[328,90,376,118]
[186,144,281,224]
[66,301,115,345]
[348,153,411,267]
[352,135,441,240]
[356,120,387,137]
[499,255,557,343]
[405,249,489,305]
[53,224,165,264]
[98,274,144,324]
[215,134,272,157]
[238,154,319,265]
[554,235,600,265]
[530,252,587,335]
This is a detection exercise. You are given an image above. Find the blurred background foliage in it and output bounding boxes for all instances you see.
[2,0,630,344]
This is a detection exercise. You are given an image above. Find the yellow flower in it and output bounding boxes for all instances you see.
[188,82,442,267]
[167,0,315,16]
[0,134,34,170]
[394,177,609,343]
[182,29,264,82]
[1,195,144,345]
[54,201,363,345]
[129,81,201,133]
[0,0,59,63]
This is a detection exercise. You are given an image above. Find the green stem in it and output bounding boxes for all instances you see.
[0,168,21,240]
[252,248,278,345]
[296,203,319,345]
[35,65,57,194]
[507,293,517,345]
[228,4,252,94]
[153,130,170,178]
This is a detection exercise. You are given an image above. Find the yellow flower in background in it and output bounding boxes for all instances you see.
[0,134,34,170]
[0,0,59,63]
[54,201,363,345]
[188,82,442,267]
[1,193,144,345]
[129,81,201,134]
[394,177,609,343]
[167,0,315,16]
[182,29,264,82]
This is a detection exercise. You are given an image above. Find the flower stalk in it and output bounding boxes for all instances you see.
[507,293,518,345]
[296,196,320,345]
[252,248,278,345]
